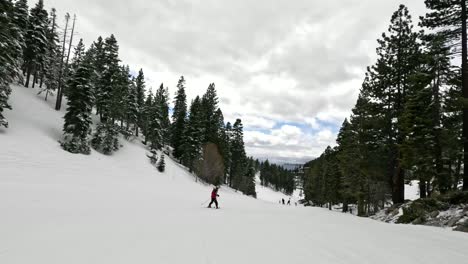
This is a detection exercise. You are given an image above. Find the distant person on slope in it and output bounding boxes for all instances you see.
[287,198,291,205]
[208,187,219,209]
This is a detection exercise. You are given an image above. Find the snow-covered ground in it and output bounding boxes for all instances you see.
[405,180,420,201]
[1,85,468,264]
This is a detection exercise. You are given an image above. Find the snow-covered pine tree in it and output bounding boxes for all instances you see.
[39,8,61,101]
[61,37,85,98]
[123,74,138,137]
[134,68,145,136]
[23,0,48,88]
[147,149,158,165]
[91,121,120,155]
[60,51,94,154]
[90,36,105,116]
[99,34,120,122]
[157,154,166,172]
[12,0,28,71]
[91,35,121,154]
[141,90,153,145]
[154,83,170,145]
[171,76,187,160]
[0,0,23,128]
[111,65,130,129]
[146,92,163,150]
[68,38,85,79]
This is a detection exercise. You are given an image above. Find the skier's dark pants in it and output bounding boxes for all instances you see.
[208,198,218,208]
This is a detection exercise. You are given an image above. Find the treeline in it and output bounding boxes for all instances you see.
[0,0,255,196]
[171,79,256,196]
[259,160,295,195]
[1,0,81,126]
[304,2,467,216]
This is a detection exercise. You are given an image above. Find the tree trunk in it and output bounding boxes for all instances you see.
[357,197,365,216]
[419,180,427,198]
[392,149,405,204]
[342,202,348,213]
[462,0,468,191]
[32,71,37,88]
[55,14,71,111]
[24,67,32,88]
[455,153,462,189]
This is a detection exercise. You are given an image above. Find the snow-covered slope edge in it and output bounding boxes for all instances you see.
[1,85,468,264]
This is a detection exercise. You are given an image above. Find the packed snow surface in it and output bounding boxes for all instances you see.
[1,85,468,264]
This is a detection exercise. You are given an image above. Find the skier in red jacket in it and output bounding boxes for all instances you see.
[208,187,219,209]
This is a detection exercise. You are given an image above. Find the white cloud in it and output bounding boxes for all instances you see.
[244,125,336,163]
[39,0,427,163]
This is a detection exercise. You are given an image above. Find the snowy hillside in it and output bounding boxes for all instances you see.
[1,85,468,264]
[255,173,302,205]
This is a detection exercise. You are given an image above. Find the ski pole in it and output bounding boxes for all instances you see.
[200,198,210,206]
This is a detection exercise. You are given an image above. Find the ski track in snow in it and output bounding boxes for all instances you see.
[1,85,468,264]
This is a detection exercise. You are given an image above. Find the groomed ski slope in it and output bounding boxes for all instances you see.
[1,85,468,264]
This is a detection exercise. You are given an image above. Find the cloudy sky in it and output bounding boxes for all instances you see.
[37,0,427,164]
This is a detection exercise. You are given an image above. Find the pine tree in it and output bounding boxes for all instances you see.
[181,96,204,171]
[401,33,455,196]
[243,158,257,197]
[69,38,85,76]
[141,90,153,144]
[134,69,145,136]
[230,119,248,192]
[90,36,105,115]
[214,109,230,181]
[111,65,130,128]
[146,93,163,150]
[363,5,420,203]
[171,76,187,160]
[123,76,138,135]
[335,118,357,212]
[421,0,468,190]
[91,35,121,153]
[60,52,94,154]
[39,8,60,101]
[91,121,120,155]
[0,0,23,128]
[23,0,48,88]
[157,154,166,172]
[154,83,170,145]
[12,0,28,69]
[201,83,219,143]
[147,149,158,164]
[223,121,233,182]
[100,34,121,122]
[442,74,463,189]
[12,0,28,45]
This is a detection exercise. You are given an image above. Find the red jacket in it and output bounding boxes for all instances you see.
[211,189,218,199]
